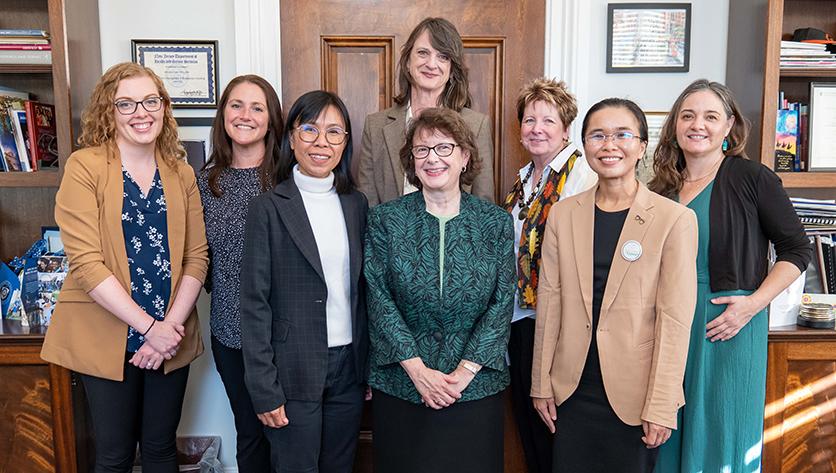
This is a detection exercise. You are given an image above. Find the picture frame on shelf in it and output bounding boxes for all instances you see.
[637,111,667,184]
[808,82,836,171]
[176,118,213,175]
[131,39,219,109]
[606,3,691,73]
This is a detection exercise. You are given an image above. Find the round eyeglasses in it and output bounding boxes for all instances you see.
[114,96,164,115]
[295,124,348,145]
[411,143,458,160]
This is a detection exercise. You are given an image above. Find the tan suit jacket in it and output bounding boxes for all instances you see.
[356,104,495,206]
[531,182,697,429]
[41,145,208,381]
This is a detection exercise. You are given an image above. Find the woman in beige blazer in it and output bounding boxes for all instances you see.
[357,17,494,206]
[531,98,697,473]
[41,62,208,472]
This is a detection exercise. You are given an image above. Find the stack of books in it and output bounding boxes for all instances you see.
[774,92,808,172]
[0,89,58,172]
[780,41,836,69]
[0,29,51,65]
[792,198,836,295]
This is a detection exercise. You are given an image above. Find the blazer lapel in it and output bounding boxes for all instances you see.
[382,106,407,196]
[273,178,326,283]
[599,183,655,319]
[571,189,596,322]
[104,146,131,290]
[340,192,361,310]
[157,153,184,298]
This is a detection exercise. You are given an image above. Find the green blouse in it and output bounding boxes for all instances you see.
[364,192,515,404]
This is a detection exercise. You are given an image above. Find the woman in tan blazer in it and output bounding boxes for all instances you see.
[530,98,697,473]
[357,17,494,206]
[41,62,208,473]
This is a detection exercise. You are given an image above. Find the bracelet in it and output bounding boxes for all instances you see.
[142,318,156,337]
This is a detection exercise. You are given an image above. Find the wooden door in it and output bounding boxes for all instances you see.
[280,3,544,471]
[280,0,545,203]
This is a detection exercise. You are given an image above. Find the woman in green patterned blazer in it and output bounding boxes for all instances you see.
[364,107,515,473]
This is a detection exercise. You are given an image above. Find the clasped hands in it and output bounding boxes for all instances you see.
[532,397,671,448]
[403,358,476,410]
[128,319,185,370]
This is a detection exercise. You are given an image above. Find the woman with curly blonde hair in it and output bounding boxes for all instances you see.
[42,62,208,472]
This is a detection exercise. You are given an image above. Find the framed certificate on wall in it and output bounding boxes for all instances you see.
[132,39,219,109]
[809,82,836,171]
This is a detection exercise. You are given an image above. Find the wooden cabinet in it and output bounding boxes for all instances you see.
[0,321,76,473]
[764,325,836,473]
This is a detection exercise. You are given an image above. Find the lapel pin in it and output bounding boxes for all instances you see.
[635,215,645,224]
[621,240,643,262]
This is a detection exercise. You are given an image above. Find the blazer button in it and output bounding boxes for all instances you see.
[432,331,443,341]
[586,324,590,330]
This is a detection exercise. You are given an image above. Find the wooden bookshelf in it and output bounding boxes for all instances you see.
[0,63,52,74]
[0,169,59,187]
[758,0,836,191]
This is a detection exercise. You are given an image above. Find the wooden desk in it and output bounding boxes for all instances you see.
[765,324,836,473]
[0,320,76,473]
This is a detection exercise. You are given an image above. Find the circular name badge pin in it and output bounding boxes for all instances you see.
[621,240,642,262]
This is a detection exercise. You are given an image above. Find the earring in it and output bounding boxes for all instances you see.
[672,139,680,150]
[722,137,730,152]
[462,165,467,172]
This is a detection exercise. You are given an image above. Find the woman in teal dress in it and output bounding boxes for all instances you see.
[650,80,812,472]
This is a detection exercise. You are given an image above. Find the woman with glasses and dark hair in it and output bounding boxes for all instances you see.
[239,90,368,473]
[652,81,811,473]
[41,62,208,472]
[357,17,494,206]
[364,107,514,473]
[531,98,697,473]
[198,74,283,472]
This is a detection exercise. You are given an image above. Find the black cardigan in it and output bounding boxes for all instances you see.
[707,156,812,292]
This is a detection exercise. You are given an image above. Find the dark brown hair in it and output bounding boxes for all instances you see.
[648,79,750,199]
[516,77,578,128]
[203,75,284,197]
[393,17,472,111]
[400,107,481,190]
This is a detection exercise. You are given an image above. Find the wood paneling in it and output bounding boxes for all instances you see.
[765,327,836,473]
[321,36,395,177]
[463,37,504,194]
[0,187,57,262]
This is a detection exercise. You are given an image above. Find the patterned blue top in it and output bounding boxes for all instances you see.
[121,167,172,352]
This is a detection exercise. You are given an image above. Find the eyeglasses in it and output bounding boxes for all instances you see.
[411,143,458,160]
[295,124,348,145]
[114,96,164,115]
[585,131,642,145]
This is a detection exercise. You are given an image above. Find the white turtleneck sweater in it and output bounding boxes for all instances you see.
[293,165,352,347]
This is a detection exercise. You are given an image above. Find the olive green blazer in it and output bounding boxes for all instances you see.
[41,145,208,381]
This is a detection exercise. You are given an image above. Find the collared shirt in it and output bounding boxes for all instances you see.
[510,144,596,322]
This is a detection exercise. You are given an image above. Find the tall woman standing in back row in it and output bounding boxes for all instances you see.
[652,80,812,473]
[198,74,283,472]
[357,17,495,205]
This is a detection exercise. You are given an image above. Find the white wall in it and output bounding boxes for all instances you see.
[547,0,729,142]
[97,1,239,470]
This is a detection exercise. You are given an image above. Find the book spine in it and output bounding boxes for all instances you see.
[0,50,51,64]
[0,44,51,51]
[0,29,48,37]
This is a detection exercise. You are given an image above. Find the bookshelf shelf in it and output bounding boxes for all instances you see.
[778,171,836,188]
[780,68,836,78]
[0,64,52,74]
[0,171,59,187]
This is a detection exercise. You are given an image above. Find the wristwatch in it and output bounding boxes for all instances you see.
[460,361,480,375]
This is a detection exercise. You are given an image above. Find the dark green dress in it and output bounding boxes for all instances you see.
[656,181,768,472]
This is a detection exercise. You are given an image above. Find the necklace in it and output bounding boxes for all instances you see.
[683,157,723,183]
[517,163,546,220]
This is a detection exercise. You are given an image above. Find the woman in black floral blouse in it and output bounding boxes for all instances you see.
[364,107,515,473]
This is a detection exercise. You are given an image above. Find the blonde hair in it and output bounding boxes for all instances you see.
[516,77,578,128]
[79,62,184,164]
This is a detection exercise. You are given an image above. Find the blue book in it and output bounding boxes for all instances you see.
[0,261,20,319]
[0,29,48,37]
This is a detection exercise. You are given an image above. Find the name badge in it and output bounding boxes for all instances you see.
[621,240,642,262]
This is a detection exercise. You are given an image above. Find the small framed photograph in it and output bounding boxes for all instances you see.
[607,3,691,73]
[637,111,668,183]
[808,82,836,171]
[132,39,219,108]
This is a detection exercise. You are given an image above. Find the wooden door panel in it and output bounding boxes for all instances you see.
[463,37,505,190]
[320,36,395,176]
